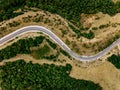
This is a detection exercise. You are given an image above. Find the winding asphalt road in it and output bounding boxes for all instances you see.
[0,25,120,61]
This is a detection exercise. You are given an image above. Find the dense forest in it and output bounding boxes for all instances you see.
[0,60,102,90]
[0,0,120,25]
[108,54,120,69]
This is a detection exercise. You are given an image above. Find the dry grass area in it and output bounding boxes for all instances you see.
[70,61,120,90]
[113,0,120,3]
[80,12,120,53]
[81,12,120,41]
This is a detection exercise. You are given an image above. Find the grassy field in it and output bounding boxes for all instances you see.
[31,44,50,59]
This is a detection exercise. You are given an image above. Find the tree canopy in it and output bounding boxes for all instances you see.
[0,0,120,24]
[108,54,120,69]
[0,60,102,90]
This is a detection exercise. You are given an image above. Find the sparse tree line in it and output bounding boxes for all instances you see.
[0,59,102,90]
[69,24,95,39]
[92,22,120,30]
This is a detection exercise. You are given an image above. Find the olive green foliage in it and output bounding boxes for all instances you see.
[46,39,57,49]
[108,54,120,69]
[99,24,110,29]
[8,21,20,27]
[60,48,71,59]
[65,39,70,45]
[81,31,95,39]
[92,27,98,30]
[0,36,44,61]
[31,44,50,59]
[69,24,81,38]
[43,54,59,61]
[0,60,102,90]
[0,0,24,21]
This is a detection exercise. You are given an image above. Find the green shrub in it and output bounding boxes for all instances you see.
[108,54,120,69]
[92,27,98,30]
[81,31,94,39]
[99,24,110,29]
[8,21,20,27]
[60,48,71,59]
[0,36,44,61]
[0,27,6,31]
[46,39,57,49]
[33,17,40,22]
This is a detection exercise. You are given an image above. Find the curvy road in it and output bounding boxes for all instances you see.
[0,25,120,61]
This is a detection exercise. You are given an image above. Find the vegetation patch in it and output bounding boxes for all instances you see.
[97,34,120,52]
[99,24,110,29]
[0,35,72,61]
[92,27,98,30]
[108,54,120,69]
[0,60,102,90]
[106,34,120,48]
[69,24,95,39]
[46,39,57,49]
[31,44,50,59]
[60,48,71,59]
[8,21,20,27]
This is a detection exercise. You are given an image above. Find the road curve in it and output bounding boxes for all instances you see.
[0,25,120,61]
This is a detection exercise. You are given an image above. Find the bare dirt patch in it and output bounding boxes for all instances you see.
[112,0,120,3]
[70,61,120,90]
